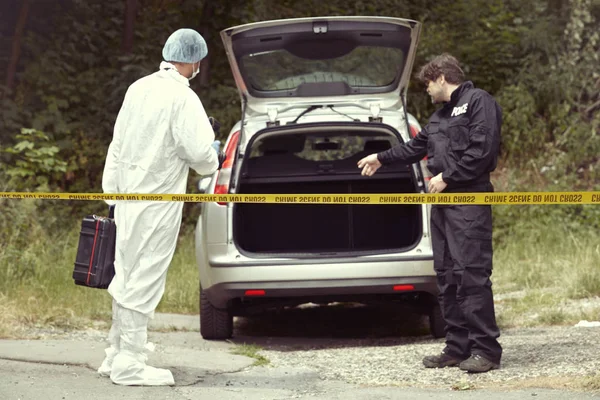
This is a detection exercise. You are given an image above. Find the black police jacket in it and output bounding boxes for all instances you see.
[378,81,502,190]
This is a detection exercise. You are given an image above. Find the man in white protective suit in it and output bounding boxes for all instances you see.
[99,28,221,386]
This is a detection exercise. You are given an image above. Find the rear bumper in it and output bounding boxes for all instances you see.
[203,275,437,309]
[196,204,436,309]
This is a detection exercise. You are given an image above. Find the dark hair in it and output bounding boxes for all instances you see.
[417,53,465,85]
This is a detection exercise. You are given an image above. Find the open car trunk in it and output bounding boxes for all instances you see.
[220,17,421,115]
[233,124,423,256]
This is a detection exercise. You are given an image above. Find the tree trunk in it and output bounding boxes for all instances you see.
[5,0,31,96]
[122,0,138,54]
[198,1,214,86]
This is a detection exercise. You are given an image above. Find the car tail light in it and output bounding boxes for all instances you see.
[409,124,431,181]
[214,130,240,205]
[244,290,266,296]
[409,124,420,138]
[393,284,414,291]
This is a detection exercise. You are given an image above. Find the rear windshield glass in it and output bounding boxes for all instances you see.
[248,133,399,162]
[241,47,404,92]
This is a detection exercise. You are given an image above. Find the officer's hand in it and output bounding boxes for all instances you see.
[428,173,448,193]
[208,116,221,134]
[357,153,382,176]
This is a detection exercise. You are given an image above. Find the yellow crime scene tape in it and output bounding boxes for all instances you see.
[1,191,599,205]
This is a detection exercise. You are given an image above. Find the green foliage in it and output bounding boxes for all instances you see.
[496,86,547,163]
[0,197,37,281]
[2,128,67,189]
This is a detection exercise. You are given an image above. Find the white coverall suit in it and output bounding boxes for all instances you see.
[99,61,219,385]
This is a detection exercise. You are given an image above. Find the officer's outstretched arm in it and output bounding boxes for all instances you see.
[377,128,429,165]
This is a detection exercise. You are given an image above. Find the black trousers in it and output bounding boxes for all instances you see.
[430,203,502,364]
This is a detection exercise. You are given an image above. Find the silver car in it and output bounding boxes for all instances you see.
[195,16,441,340]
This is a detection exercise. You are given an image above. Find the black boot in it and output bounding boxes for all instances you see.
[459,354,500,373]
[423,352,467,368]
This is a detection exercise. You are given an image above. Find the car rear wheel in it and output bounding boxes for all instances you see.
[200,287,233,340]
[428,303,445,339]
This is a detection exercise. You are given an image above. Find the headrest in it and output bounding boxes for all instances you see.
[259,134,306,154]
[363,139,391,152]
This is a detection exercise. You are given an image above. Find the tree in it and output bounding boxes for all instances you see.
[122,0,138,54]
[4,0,30,96]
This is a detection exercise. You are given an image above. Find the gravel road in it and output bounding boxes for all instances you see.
[254,326,600,389]
[232,303,600,391]
[8,303,600,393]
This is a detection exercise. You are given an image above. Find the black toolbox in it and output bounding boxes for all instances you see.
[73,206,116,289]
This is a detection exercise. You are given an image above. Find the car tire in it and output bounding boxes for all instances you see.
[200,287,233,340]
[428,304,445,339]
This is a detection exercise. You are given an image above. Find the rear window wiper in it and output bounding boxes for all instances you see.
[328,105,359,122]
[287,105,322,124]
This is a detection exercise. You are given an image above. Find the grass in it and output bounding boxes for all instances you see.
[581,374,600,391]
[496,294,600,328]
[229,343,270,367]
[492,209,600,328]
[480,374,600,392]
[0,201,200,338]
[493,225,600,296]
[156,231,200,315]
[451,380,476,391]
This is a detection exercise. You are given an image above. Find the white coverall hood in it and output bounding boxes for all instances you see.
[100,61,219,385]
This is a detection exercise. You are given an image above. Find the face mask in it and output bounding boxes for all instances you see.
[189,62,200,80]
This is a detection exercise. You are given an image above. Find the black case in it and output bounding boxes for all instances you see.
[73,206,116,289]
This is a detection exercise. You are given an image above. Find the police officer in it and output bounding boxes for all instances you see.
[357,53,502,373]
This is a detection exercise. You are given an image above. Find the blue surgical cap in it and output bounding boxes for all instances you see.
[162,28,208,63]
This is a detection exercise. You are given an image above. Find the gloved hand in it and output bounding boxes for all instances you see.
[217,151,226,170]
[211,140,226,170]
[208,116,220,134]
[211,140,221,154]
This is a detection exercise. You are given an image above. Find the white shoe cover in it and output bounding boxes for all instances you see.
[97,346,117,377]
[109,306,174,386]
[98,300,120,377]
[110,350,174,386]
